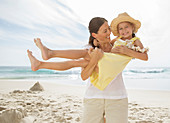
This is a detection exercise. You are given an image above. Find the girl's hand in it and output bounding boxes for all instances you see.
[111,45,129,55]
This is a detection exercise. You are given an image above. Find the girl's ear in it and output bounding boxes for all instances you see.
[132,25,135,32]
[92,33,96,38]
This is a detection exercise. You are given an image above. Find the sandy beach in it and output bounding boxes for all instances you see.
[0,80,170,123]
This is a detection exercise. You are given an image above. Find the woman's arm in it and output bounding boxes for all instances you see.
[111,45,148,61]
[81,48,103,80]
[81,60,98,81]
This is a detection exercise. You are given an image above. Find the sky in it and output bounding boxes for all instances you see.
[0,0,170,67]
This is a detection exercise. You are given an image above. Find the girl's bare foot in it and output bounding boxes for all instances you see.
[34,38,51,60]
[27,50,41,71]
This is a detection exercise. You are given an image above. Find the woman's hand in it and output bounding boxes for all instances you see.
[81,47,103,80]
[88,47,104,63]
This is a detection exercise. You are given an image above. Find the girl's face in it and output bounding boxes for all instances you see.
[118,22,134,40]
[92,22,111,43]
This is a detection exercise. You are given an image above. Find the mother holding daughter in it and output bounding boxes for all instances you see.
[28,12,148,123]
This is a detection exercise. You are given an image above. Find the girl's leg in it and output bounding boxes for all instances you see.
[34,38,89,60]
[27,50,89,71]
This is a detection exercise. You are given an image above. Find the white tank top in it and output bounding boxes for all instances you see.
[84,72,128,99]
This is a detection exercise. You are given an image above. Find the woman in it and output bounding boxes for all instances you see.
[81,17,147,123]
[28,17,148,123]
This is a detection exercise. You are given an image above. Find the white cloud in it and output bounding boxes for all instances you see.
[0,0,88,44]
[0,0,86,35]
[0,0,66,28]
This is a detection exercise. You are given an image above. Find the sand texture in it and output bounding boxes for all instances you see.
[0,80,170,123]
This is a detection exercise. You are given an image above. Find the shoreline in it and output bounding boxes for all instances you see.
[0,80,170,122]
[1,78,170,91]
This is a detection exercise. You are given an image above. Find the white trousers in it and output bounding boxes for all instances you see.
[82,98,128,123]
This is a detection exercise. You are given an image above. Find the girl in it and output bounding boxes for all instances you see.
[89,12,149,90]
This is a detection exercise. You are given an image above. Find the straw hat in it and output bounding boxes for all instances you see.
[110,12,141,36]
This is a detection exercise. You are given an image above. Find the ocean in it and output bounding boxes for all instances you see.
[0,66,170,91]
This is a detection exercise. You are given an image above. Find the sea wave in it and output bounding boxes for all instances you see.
[0,66,170,80]
[128,68,165,73]
[0,66,81,74]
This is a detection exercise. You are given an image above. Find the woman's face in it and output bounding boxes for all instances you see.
[118,22,134,40]
[93,22,111,43]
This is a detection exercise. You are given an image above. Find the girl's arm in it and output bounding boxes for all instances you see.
[111,45,148,61]
[111,39,148,61]
[133,39,144,49]
[81,48,103,80]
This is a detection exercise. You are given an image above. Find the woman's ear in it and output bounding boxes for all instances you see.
[92,33,96,38]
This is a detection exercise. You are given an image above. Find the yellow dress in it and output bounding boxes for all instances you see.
[90,37,139,91]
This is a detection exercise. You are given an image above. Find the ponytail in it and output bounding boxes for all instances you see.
[89,35,100,48]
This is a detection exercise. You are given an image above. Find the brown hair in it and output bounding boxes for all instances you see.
[88,17,107,48]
